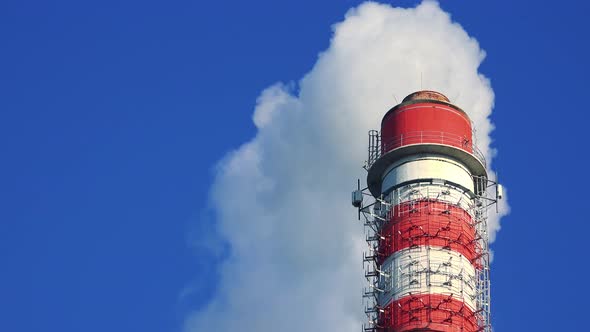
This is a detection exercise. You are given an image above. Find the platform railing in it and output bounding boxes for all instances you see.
[366,130,487,169]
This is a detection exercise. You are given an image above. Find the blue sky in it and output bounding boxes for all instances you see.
[2,1,590,331]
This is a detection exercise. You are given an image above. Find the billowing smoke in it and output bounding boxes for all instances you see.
[185,1,509,331]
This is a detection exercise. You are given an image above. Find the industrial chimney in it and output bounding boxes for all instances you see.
[352,91,501,332]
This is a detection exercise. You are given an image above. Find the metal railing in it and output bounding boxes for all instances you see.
[366,130,487,169]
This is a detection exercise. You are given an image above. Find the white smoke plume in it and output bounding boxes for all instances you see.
[185,1,509,331]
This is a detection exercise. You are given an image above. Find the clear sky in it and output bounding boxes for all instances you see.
[2,1,589,331]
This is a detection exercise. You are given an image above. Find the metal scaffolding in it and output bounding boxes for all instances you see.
[355,131,499,332]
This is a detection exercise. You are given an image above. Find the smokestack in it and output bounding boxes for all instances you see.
[353,90,501,331]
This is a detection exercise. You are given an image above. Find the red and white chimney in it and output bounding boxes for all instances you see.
[353,91,501,332]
